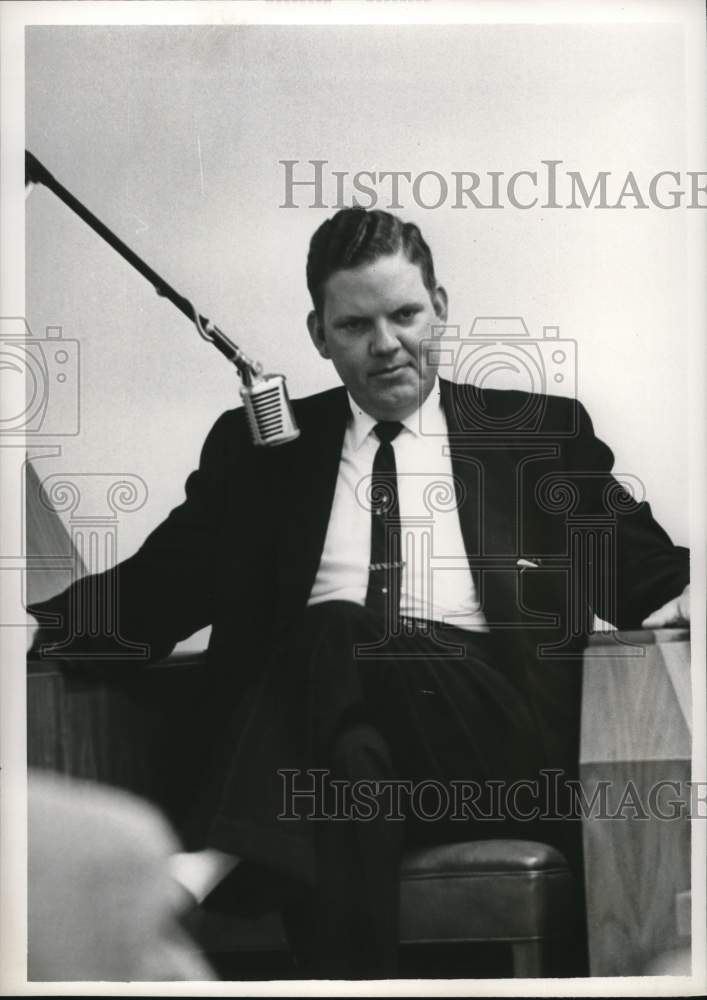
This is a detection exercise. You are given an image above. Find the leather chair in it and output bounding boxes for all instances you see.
[400,840,577,977]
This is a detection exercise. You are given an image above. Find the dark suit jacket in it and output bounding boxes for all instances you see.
[31,378,689,788]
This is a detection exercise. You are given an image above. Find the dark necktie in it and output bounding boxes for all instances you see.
[365,421,404,622]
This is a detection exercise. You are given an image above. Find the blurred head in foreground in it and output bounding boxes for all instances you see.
[28,772,214,982]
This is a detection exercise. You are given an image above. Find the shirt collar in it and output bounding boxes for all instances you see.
[346,377,445,451]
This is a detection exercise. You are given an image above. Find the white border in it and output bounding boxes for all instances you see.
[1,1,705,996]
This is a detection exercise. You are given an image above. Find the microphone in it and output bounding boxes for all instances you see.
[25,149,300,447]
[192,314,300,447]
[241,373,300,446]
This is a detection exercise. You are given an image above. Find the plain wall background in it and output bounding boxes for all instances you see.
[25,24,690,647]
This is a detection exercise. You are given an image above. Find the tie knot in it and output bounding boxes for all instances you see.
[373,421,403,445]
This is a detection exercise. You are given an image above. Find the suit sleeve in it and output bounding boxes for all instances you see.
[29,408,245,663]
[566,399,689,629]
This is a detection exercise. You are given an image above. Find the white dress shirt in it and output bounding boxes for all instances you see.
[308,380,489,632]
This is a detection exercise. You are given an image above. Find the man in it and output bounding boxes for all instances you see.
[30,208,690,978]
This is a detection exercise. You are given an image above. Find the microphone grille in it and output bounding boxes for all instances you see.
[242,374,300,446]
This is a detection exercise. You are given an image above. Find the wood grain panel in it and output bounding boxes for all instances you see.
[581,760,690,975]
[580,630,691,976]
[27,655,215,828]
[581,632,690,763]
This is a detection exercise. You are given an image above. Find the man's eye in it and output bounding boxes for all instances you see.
[343,319,366,332]
[394,308,418,323]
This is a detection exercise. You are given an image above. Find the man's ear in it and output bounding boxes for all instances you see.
[432,286,448,323]
[307,310,330,359]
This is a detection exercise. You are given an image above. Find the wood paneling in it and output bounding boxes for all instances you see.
[28,655,214,828]
[580,630,691,976]
[581,629,690,763]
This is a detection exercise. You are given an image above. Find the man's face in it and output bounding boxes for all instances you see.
[307,250,448,421]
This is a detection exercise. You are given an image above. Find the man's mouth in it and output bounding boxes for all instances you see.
[370,364,409,378]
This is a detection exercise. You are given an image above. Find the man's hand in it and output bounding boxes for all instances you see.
[641,584,690,628]
[27,612,38,653]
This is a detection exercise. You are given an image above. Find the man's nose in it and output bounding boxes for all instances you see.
[369,320,400,355]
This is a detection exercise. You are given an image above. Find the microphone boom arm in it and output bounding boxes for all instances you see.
[25,150,262,381]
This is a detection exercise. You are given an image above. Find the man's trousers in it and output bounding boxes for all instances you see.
[193,601,567,978]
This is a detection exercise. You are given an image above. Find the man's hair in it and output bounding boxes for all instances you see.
[306,207,437,315]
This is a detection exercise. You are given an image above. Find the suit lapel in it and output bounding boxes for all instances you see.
[440,379,519,622]
[273,387,350,621]
[440,379,517,555]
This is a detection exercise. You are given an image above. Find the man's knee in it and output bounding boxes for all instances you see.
[331,723,394,783]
